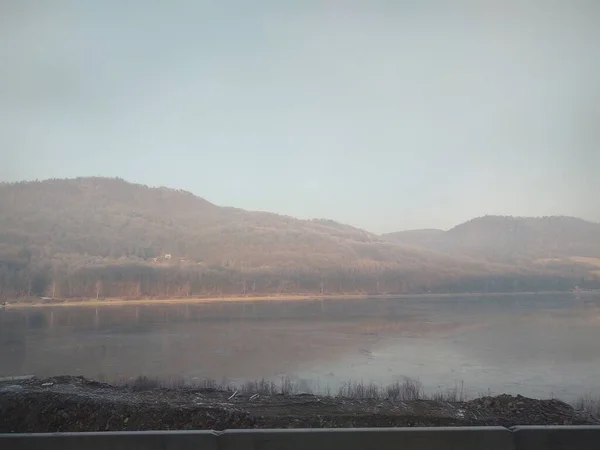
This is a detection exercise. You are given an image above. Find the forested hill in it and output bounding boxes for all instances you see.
[383,215,600,265]
[0,178,598,300]
[0,177,471,268]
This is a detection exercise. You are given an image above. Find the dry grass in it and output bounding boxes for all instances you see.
[239,379,278,395]
[573,393,600,418]
[335,378,466,402]
[337,381,383,400]
[122,376,465,402]
[120,375,588,413]
[122,375,300,395]
[124,376,192,391]
[430,382,468,402]
[239,377,298,395]
[385,378,423,401]
[122,376,437,400]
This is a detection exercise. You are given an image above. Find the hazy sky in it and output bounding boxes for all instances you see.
[1,1,599,232]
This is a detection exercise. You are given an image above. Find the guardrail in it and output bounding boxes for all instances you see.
[1,426,599,449]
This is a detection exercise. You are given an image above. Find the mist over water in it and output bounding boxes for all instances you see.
[2,294,599,401]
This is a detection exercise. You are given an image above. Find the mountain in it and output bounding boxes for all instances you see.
[441,215,600,262]
[384,216,600,264]
[0,178,597,299]
[383,216,600,284]
[0,177,478,270]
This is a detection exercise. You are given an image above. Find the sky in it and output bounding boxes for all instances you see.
[1,1,599,233]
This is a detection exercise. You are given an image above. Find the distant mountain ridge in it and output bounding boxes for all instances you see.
[383,215,600,264]
[0,177,598,299]
[0,177,484,270]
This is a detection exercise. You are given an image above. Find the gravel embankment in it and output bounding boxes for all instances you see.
[0,376,597,432]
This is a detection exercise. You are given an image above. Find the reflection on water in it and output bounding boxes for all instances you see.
[1,294,600,401]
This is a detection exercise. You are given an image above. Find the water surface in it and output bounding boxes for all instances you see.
[1,294,599,401]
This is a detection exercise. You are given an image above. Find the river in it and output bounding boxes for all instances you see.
[1,293,599,401]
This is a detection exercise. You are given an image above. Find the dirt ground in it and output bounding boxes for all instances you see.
[0,376,597,432]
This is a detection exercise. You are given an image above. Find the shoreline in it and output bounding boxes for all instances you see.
[3,290,593,309]
[0,376,597,431]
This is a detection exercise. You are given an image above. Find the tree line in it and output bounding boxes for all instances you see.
[1,259,594,301]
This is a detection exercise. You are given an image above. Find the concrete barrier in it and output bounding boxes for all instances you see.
[219,427,514,450]
[512,425,600,450]
[0,430,219,450]
[1,426,599,450]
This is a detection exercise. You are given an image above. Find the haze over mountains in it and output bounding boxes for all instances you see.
[383,216,600,264]
[1,177,599,300]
